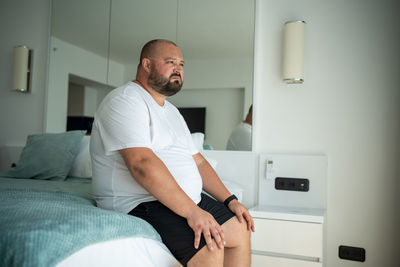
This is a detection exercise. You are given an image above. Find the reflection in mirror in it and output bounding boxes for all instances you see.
[46,0,111,132]
[46,0,254,151]
[168,88,245,150]
[66,74,111,134]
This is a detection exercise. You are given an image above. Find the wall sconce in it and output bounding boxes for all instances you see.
[282,21,306,84]
[12,45,33,92]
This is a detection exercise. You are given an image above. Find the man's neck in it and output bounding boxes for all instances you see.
[133,79,166,106]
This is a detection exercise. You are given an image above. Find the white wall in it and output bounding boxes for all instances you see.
[0,0,50,147]
[83,86,98,117]
[253,0,400,266]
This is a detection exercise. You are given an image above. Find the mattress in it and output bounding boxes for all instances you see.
[0,177,181,267]
[57,237,180,267]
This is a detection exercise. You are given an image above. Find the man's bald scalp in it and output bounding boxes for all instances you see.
[139,39,178,66]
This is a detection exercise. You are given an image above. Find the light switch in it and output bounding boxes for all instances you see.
[265,159,276,180]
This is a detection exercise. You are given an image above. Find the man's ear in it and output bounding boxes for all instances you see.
[142,58,152,73]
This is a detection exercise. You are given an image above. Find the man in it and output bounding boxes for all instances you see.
[226,105,252,151]
[90,39,254,267]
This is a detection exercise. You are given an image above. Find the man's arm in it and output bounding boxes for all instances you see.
[193,153,255,232]
[119,147,226,250]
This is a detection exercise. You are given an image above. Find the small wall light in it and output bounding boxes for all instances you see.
[282,21,306,84]
[12,45,33,92]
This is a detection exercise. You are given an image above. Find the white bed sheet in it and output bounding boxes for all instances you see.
[57,237,182,267]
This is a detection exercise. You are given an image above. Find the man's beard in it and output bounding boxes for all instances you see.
[148,67,183,97]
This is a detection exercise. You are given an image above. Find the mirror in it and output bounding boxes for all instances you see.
[47,0,254,151]
[47,0,111,132]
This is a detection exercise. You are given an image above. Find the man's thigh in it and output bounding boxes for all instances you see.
[128,194,235,266]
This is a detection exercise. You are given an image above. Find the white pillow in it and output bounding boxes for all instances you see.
[68,135,92,178]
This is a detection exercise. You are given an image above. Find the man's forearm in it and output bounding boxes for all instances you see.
[193,153,231,203]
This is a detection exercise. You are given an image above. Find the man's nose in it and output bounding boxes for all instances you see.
[174,63,183,72]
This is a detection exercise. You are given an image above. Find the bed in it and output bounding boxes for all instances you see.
[0,131,182,267]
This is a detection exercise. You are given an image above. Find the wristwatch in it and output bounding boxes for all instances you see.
[223,194,238,207]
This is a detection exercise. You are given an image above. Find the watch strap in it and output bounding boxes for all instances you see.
[223,194,238,207]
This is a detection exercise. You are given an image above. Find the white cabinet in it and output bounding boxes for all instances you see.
[250,206,324,267]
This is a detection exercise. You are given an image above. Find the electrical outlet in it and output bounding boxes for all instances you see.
[274,177,309,192]
[339,245,366,262]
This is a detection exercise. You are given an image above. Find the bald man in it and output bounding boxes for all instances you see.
[90,39,254,267]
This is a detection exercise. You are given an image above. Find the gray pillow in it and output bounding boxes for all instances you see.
[1,131,85,180]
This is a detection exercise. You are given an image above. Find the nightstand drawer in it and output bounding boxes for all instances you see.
[251,218,322,258]
[252,254,322,267]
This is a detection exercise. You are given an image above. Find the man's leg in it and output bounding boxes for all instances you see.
[187,216,251,267]
[221,216,251,267]
[187,239,224,267]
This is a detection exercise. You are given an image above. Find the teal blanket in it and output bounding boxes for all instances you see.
[0,188,162,267]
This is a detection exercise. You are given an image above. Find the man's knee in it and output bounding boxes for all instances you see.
[188,239,224,267]
[222,216,250,247]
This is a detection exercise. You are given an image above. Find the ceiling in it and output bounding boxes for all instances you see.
[51,0,255,65]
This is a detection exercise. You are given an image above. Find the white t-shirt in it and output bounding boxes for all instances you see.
[90,82,202,213]
[226,122,252,151]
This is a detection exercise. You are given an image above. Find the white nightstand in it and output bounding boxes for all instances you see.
[250,205,325,267]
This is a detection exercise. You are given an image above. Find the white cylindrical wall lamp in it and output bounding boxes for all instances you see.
[282,21,306,84]
[12,45,33,92]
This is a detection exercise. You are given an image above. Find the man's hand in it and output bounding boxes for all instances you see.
[228,200,255,232]
[186,207,225,251]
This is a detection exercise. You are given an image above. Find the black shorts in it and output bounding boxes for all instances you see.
[128,193,235,266]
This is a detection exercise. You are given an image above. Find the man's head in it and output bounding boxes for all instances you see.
[244,105,253,125]
[137,39,184,97]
